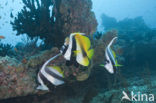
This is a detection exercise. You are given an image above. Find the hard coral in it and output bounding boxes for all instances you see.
[0,56,37,99]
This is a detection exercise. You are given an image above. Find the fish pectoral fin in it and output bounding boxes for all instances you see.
[114,64,123,67]
[87,49,94,59]
[99,64,105,67]
[73,50,81,56]
[114,60,123,67]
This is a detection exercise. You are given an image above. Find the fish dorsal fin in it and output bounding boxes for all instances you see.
[111,49,116,59]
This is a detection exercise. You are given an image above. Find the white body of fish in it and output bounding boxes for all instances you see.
[104,37,117,74]
[37,53,64,91]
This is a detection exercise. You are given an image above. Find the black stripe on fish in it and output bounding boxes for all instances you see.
[66,36,80,67]
[38,71,55,90]
[76,35,88,58]
[106,48,115,66]
[74,35,90,66]
[106,48,117,70]
[61,45,68,55]
[45,67,65,82]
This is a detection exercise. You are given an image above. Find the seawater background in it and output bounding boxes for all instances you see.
[0,0,156,103]
[0,0,156,45]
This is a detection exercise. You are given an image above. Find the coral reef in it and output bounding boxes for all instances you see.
[0,30,116,100]
[1,0,98,99]
[11,0,97,47]
[1,66,156,103]
[0,56,37,99]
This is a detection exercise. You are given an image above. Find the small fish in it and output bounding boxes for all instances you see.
[100,37,122,74]
[0,36,5,39]
[14,48,18,53]
[22,58,27,64]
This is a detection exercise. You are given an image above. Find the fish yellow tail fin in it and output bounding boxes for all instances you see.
[87,49,94,59]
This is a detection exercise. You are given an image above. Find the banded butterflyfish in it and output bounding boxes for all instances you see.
[37,53,65,91]
[60,33,94,67]
[100,37,122,74]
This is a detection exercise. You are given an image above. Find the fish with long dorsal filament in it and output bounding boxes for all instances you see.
[62,33,94,67]
[100,37,122,74]
[37,53,64,91]
[37,33,94,91]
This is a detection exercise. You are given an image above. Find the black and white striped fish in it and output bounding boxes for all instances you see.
[100,37,121,74]
[61,33,94,67]
[37,53,65,91]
